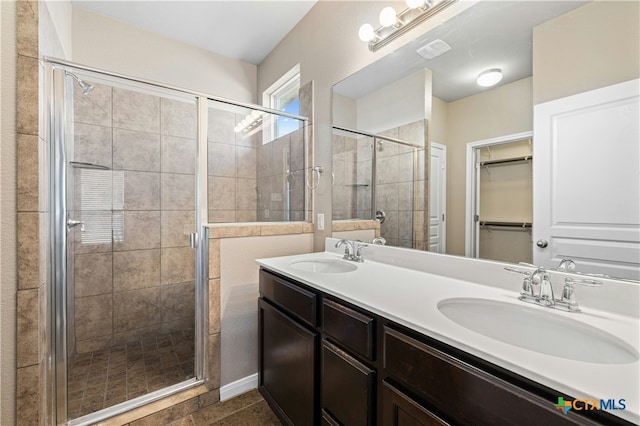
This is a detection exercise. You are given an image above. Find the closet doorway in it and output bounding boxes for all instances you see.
[465,132,533,263]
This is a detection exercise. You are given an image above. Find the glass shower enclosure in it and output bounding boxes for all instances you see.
[45,60,308,425]
[331,126,425,249]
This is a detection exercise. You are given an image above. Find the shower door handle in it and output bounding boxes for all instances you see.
[67,219,85,232]
[189,232,198,249]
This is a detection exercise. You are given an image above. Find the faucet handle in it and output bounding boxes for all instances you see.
[504,266,532,276]
[354,242,368,262]
[564,277,602,287]
[505,266,534,296]
[556,258,577,272]
[560,277,603,311]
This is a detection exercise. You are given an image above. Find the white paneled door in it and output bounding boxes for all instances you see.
[533,79,640,280]
[430,143,447,253]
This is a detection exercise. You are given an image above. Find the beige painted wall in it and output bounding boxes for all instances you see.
[356,69,431,140]
[0,2,17,423]
[533,0,640,105]
[430,96,448,145]
[72,7,258,103]
[440,77,533,255]
[332,93,356,129]
[220,233,313,387]
[257,0,477,251]
[41,0,72,58]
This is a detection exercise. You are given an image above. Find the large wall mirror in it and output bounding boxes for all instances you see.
[331,0,639,280]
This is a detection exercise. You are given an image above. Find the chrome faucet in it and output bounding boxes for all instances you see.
[335,239,367,262]
[505,265,554,306]
[505,263,602,312]
[370,236,386,245]
[335,239,354,260]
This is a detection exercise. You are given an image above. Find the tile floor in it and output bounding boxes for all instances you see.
[67,330,195,419]
[162,389,281,426]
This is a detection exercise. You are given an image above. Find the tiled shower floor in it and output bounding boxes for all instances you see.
[67,330,195,419]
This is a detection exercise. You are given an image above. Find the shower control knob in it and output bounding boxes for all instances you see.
[67,219,85,232]
[536,239,549,248]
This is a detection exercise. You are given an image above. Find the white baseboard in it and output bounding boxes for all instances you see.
[220,373,259,401]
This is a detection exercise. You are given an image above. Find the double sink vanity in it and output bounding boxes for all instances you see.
[256,238,639,426]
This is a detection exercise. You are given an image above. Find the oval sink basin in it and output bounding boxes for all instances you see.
[438,298,638,364]
[290,259,357,274]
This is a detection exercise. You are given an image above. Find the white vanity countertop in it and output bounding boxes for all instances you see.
[256,248,640,424]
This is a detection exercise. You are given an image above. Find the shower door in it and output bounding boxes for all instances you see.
[52,66,205,424]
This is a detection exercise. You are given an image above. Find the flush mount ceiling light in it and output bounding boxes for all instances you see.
[358,0,458,52]
[476,69,503,87]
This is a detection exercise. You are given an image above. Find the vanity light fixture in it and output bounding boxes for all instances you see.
[476,68,503,87]
[358,0,458,52]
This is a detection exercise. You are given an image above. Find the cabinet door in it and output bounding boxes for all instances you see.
[259,298,318,426]
[322,340,376,426]
[382,381,449,426]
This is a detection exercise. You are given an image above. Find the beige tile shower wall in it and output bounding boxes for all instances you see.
[205,223,314,389]
[374,120,427,249]
[256,128,306,222]
[207,83,313,223]
[207,106,258,223]
[72,85,197,355]
[14,1,47,424]
[331,134,359,220]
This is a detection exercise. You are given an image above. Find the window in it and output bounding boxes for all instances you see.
[263,64,300,139]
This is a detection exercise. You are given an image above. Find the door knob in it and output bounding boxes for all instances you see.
[536,239,549,248]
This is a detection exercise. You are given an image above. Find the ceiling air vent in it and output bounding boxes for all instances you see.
[416,39,451,60]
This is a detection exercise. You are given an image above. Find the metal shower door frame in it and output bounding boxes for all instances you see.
[46,61,210,426]
[46,57,310,425]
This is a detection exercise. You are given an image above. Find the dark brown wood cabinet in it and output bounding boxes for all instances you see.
[381,381,449,426]
[258,269,321,426]
[322,340,376,426]
[382,326,601,426]
[259,268,632,426]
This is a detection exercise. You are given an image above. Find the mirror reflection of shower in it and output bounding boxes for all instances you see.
[66,71,96,95]
[332,126,427,249]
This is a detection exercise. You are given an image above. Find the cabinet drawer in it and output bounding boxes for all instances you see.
[259,269,318,327]
[383,326,596,426]
[322,340,376,426]
[382,381,449,426]
[323,298,375,361]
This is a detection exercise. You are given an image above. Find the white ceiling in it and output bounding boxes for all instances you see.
[72,0,317,65]
[334,1,588,102]
[72,1,589,101]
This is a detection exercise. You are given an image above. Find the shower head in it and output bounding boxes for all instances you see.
[67,72,95,95]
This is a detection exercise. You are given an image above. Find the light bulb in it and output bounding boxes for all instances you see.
[379,7,397,27]
[406,0,425,9]
[250,110,261,121]
[476,69,503,87]
[358,23,376,42]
